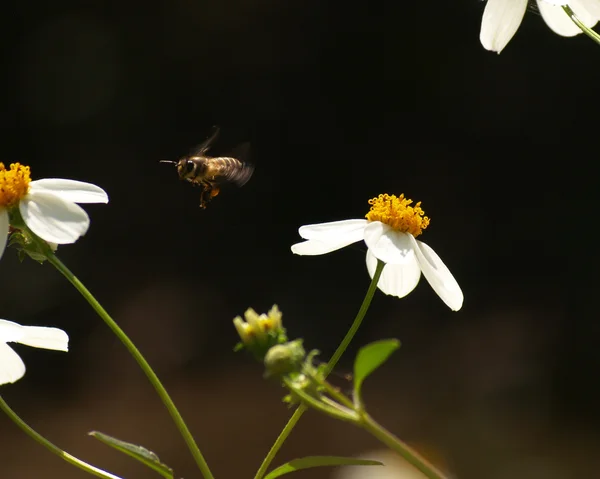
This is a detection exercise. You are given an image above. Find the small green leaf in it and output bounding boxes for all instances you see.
[264,456,382,478]
[89,431,174,479]
[353,339,400,400]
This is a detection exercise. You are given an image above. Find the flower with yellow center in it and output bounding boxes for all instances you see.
[0,163,108,260]
[0,318,69,385]
[291,194,463,311]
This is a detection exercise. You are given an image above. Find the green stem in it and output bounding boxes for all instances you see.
[325,259,385,374]
[46,253,214,479]
[563,5,600,46]
[360,413,448,479]
[283,378,357,424]
[253,260,385,479]
[0,396,123,479]
[306,371,354,410]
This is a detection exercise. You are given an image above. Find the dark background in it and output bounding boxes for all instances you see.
[0,1,598,478]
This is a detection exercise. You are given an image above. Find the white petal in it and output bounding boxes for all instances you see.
[0,319,24,342]
[0,209,9,261]
[292,219,366,255]
[0,319,69,351]
[0,343,26,385]
[364,222,414,265]
[409,236,464,311]
[297,219,367,241]
[20,191,90,244]
[291,239,336,255]
[577,0,600,18]
[480,0,528,53]
[291,237,358,255]
[30,179,109,204]
[538,0,598,36]
[366,248,421,298]
[17,326,68,350]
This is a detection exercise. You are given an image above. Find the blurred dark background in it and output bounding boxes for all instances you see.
[1,1,599,478]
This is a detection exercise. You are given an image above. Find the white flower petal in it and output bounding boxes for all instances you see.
[30,179,109,204]
[297,219,367,241]
[0,319,68,350]
[8,323,68,352]
[578,0,600,18]
[366,248,421,298]
[480,0,528,53]
[20,191,90,244]
[0,319,25,342]
[538,0,598,36]
[292,219,366,255]
[292,237,358,255]
[409,236,464,311]
[0,209,9,261]
[0,319,68,385]
[364,222,414,265]
[0,342,26,385]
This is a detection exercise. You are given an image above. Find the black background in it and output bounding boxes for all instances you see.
[1,1,599,478]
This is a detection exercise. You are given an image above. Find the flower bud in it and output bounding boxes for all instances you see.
[233,305,287,360]
[264,340,306,378]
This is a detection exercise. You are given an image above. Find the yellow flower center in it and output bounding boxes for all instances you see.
[365,193,430,237]
[0,163,31,207]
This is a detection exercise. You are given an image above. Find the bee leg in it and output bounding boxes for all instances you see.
[199,185,210,209]
[209,186,220,198]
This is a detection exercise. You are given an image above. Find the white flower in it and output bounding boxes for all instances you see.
[480,0,600,53]
[0,163,109,260]
[0,319,69,385]
[291,194,463,311]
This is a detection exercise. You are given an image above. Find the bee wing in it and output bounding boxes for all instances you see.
[225,142,253,186]
[219,159,254,187]
[190,125,220,156]
[228,142,250,165]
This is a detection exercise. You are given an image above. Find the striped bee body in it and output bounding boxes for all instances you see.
[161,126,253,209]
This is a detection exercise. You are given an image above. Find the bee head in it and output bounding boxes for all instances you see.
[176,158,197,180]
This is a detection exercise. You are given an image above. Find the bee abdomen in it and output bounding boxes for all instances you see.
[214,156,254,186]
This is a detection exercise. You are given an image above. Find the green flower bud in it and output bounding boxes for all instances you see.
[264,340,306,378]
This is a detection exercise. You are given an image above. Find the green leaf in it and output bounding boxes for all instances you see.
[264,456,382,478]
[89,431,174,479]
[353,339,400,400]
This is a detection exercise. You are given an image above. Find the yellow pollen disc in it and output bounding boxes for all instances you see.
[365,193,430,237]
[0,163,31,208]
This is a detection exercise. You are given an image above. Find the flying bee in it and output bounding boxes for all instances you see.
[160,126,253,209]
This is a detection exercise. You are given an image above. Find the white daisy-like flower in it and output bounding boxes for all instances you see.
[0,319,69,385]
[291,194,463,311]
[0,162,108,260]
[480,0,600,53]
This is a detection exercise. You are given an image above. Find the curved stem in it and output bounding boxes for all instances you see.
[46,253,214,479]
[305,370,354,410]
[0,396,123,479]
[325,259,385,375]
[360,412,448,479]
[563,5,600,46]
[283,378,357,424]
[253,260,385,479]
